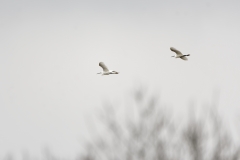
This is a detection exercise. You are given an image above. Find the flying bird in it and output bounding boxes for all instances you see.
[97,62,119,75]
[170,47,190,61]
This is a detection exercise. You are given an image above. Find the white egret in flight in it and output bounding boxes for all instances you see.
[97,62,119,75]
[170,47,190,60]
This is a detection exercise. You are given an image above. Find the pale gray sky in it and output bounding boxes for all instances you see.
[1,0,240,158]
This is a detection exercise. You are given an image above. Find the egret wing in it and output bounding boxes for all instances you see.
[180,56,188,60]
[99,62,109,72]
[170,47,183,56]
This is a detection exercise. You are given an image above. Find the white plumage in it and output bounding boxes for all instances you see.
[97,62,119,75]
[170,47,190,61]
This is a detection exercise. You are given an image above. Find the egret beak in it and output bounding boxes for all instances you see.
[111,71,119,74]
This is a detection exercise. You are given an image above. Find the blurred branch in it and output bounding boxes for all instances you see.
[81,89,240,160]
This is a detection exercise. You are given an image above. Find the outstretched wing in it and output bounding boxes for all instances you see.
[99,62,109,72]
[180,56,188,60]
[170,47,183,56]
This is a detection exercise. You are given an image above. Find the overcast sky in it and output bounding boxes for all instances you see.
[1,0,240,159]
